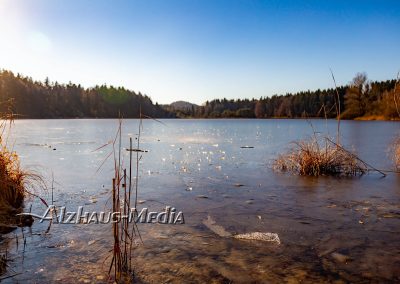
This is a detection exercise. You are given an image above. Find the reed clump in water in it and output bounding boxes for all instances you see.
[275,71,372,177]
[0,141,25,210]
[0,119,32,233]
[274,137,367,177]
[0,111,42,233]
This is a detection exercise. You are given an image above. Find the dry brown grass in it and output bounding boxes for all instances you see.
[274,137,367,177]
[0,115,35,233]
[274,72,384,177]
[0,131,25,232]
[0,143,24,206]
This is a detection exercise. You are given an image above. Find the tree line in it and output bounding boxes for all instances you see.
[0,70,174,118]
[0,69,398,119]
[173,73,399,120]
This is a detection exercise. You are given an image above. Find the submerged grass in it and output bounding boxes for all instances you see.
[0,253,6,276]
[274,137,367,177]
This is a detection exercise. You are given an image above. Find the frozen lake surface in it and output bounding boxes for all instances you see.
[1,119,400,283]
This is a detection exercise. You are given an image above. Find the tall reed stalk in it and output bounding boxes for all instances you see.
[108,116,143,283]
[393,72,400,169]
[393,137,400,170]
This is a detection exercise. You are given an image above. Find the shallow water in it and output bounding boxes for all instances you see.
[1,119,400,283]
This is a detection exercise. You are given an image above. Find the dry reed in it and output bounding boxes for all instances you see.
[273,71,388,177]
[274,137,367,176]
[107,116,143,283]
[393,72,400,169]
[0,114,31,233]
[0,107,45,233]
[386,71,400,170]
[393,137,400,170]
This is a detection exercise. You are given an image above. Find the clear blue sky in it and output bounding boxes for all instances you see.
[0,0,399,104]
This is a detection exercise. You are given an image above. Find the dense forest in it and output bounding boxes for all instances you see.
[0,69,399,119]
[171,73,399,120]
[0,70,174,118]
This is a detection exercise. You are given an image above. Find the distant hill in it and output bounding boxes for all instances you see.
[161,101,199,117]
[169,101,199,111]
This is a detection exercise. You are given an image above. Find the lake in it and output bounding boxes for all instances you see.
[1,119,400,283]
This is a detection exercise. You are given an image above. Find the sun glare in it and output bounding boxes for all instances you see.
[28,31,52,53]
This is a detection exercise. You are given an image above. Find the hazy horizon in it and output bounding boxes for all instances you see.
[1,0,399,105]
